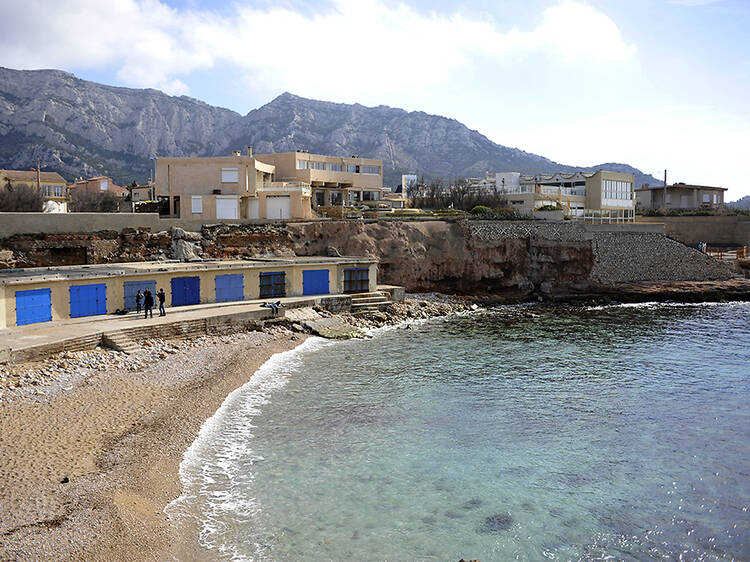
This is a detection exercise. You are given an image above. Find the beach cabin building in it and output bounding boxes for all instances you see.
[0,257,378,329]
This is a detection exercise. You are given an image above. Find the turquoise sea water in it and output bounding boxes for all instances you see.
[169,302,750,561]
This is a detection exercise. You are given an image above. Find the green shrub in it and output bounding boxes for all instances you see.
[470,205,493,215]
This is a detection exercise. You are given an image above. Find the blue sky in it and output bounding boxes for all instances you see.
[2,0,749,198]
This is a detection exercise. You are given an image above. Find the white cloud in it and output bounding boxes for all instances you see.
[668,0,723,6]
[0,0,636,98]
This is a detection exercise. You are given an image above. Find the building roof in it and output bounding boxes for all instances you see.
[1,169,67,184]
[0,257,378,286]
[636,183,727,191]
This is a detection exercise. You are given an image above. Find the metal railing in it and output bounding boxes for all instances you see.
[259,182,312,195]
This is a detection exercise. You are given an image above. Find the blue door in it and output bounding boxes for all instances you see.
[303,269,330,295]
[16,288,52,326]
[215,274,244,303]
[123,280,156,310]
[171,276,200,306]
[70,283,107,318]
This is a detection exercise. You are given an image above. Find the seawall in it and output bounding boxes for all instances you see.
[0,219,737,298]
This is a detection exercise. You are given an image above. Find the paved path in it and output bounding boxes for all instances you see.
[0,295,327,360]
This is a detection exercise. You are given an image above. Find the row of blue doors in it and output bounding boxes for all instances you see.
[15,270,335,326]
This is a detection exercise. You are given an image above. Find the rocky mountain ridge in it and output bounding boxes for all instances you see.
[0,67,659,187]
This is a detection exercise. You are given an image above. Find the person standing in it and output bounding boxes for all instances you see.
[157,288,166,317]
[143,288,154,319]
[135,289,143,314]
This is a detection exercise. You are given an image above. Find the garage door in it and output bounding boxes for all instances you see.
[16,288,52,326]
[266,196,291,220]
[303,269,329,296]
[215,274,244,303]
[171,276,200,306]
[123,280,156,311]
[247,199,259,219]
[216,197,238,219]
[70,283,107,318]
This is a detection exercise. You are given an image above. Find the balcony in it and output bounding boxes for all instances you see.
[259,182,312,196]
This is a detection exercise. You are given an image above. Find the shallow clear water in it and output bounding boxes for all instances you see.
[170,302,750,561]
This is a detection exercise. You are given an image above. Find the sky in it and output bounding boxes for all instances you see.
[2,0,749,199]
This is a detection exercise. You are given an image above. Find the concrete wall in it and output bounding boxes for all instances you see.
[0,213,162,237]
[637,216,750,246]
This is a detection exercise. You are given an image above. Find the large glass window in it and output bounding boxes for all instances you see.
[100,180,109,191]
[309,161,325,170]
[363,191,379,201]
[703,193,710,203]
[327,163,343,172]
[191,196,203,213]
[297,160,308,170]
[362,165,380,175]
[330,191,343,204]
[347,164,359,173]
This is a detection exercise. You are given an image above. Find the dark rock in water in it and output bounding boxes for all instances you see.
[478,512,514,532]
[462,498,483,510]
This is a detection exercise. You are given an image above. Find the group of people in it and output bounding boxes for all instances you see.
[698,241,709,253]
[134,288,167,318]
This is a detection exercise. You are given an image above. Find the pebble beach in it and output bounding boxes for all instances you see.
[0,297,472,560]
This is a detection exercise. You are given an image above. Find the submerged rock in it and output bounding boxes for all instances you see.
[478,512,514,532]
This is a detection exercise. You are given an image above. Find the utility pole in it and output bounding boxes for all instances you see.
[663,169,667,210]
[36,157,41,194]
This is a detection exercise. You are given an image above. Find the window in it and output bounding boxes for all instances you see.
[53,185,63,197]
[347,164,359,173]
[259,272,286,298]
[314,190,325,206]
[221,168,239,183]
[713,193,719,204]
[363,191,379,201]
[100,180,109,191]
[326,163,342,172]
[297,160,308,170]
[330,190,343,205]
[666,193,672,204]
[703,193,710,203]
[344,269,369,293]
[362,165,380,175]
[191,196,203,213]
[309,161,325,170]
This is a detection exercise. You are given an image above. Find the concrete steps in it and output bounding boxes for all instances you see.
[101,332,139,355]
[350,291,391,313]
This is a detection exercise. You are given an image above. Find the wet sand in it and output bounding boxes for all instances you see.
[0,328,305,561]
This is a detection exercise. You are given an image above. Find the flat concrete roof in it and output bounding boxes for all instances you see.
[0,257,377,286]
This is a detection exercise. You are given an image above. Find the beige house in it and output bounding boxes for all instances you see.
[1,169,69,212]
[636,183,726,211]
[155,148,312,220]
[475,170,635,221]
[255,151,383,211]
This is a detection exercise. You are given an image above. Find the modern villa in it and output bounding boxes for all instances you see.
[154,149,384,220]
[468,170,636,221]
[254,151,384,211]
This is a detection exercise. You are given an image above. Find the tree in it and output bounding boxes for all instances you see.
[70,188,122,212]
[0,181,44,212]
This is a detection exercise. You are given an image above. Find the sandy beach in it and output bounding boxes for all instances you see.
[0,326,307,561]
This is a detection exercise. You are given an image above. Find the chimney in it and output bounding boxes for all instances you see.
[232,150,241,157]
[247,146,253,157]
